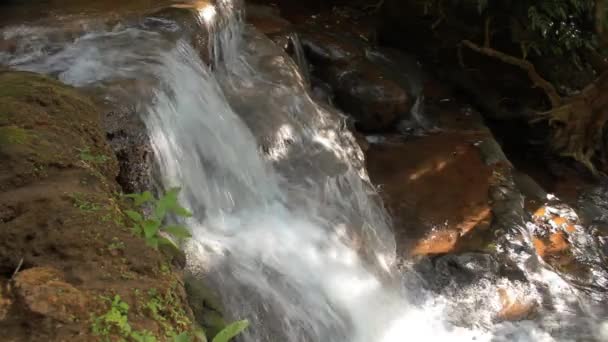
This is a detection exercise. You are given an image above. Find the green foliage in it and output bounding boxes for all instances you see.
[92,293,247,342]
[125,188,192,249]
[170,320,249,342]
[92,295,133,338]
[524,0,596,61]
[212,320,250,342]
[143,286,191,337]
[427,0,598,62]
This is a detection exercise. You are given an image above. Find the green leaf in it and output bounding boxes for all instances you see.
[125,191,154,206]
[146,237,159,249]
[157,236,177,247]
[173,332,190,342]
[163,225,192,239]
[143,219,161,238]
[125,210,143,223]
[154,201,167,220]
[173,205,193,218]
[212,320,249,342]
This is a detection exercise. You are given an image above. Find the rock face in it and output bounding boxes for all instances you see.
[0,71,193,341]
[102,107,152,194]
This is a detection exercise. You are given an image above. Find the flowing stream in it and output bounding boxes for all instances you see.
[1,0,607,341]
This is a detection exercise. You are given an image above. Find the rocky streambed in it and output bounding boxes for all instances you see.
[0,0,607,341]
[246,0,608,334]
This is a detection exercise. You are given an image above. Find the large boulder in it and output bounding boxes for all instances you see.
[300,30,366,65]
[323,58,411,131]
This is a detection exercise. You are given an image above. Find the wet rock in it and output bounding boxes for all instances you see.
[299,30,366,64]
[13,267,87,323]
[365,48,428,97]
[367,130,494,256]
[496,288,538,322]
[145,5,213,63]
[527,203,583,272]
[102,108,152,193]
[324,58,411,131]
[247,4,292,36]
[310,76,334,104]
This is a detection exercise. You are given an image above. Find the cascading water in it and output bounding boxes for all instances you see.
[1,0,607,341]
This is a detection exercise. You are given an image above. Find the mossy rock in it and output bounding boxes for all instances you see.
[0,70,118,190]
[0,70,197,341]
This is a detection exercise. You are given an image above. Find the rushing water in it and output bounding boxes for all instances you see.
[1,0,607,341]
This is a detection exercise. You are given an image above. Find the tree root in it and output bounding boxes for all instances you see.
[462,39,608,173]
[461,40,562,107]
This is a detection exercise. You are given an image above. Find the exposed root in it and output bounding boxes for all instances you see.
[541,72,608,173]
[462,40,562,108]
[462,39,608,173]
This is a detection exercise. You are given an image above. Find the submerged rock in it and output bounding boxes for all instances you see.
[496,287,538,322]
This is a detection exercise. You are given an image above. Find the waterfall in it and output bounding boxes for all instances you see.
[2,0,607,341]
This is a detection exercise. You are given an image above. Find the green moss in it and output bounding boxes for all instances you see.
[0,126,29,145]
[0,71,94,108]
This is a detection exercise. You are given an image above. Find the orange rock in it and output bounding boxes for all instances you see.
[532,207,546,218]
[551,216,568,227]
[533,232,570,259]
[548,232,569,252]
[497,288,537,321]
[533,237,547,257]
[566,225,576,233]
[411,230,459,256]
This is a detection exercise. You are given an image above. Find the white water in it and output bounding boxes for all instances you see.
[1,0,607,341]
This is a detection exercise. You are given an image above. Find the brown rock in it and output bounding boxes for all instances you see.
[13,267,87,323]
[325,58,411,131]
[246,4,292,35]
[367,131,494,256]
[300,30,366,64]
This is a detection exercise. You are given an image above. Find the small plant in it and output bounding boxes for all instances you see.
[124,188,192,249]
[172,320,249,342]
[210,320,250,342]
[92,295,132,338]
[78,146,109,164]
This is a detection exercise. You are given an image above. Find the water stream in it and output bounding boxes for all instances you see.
[1,0,607,341]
